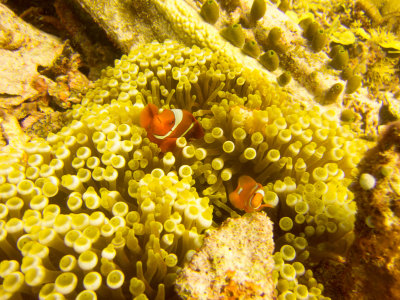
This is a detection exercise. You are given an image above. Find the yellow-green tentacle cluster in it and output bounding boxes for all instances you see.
[0,40,367,299]
[0,118,213,299]
[187,90,364,298]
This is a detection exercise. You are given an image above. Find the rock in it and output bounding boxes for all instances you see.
[175,212,275,299]
[0,4,64,107]
[344,121,400,299]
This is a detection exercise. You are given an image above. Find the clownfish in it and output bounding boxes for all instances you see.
[140,103,204,153]
[229,175,272,213]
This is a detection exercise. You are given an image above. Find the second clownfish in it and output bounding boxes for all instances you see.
[140,103,204,153]
[229,175,272,213]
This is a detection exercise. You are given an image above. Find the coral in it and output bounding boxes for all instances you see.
[369,27,400,52]
[356,0,384,26]
[0,4,93,147]
[52,0,117,78]
[331,31,356,46]
[0,4,62,105]
[175,212,274,299]
[364,54,399,94]
[0,110,30,153]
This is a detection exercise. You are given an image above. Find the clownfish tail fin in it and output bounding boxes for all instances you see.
[140,103,159,130]
[259,203,273,209]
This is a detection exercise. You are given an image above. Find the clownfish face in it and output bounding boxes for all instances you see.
[248,188,265,211]
[140,103,176,136]
[229,175,271,213]
[152,110,175,136]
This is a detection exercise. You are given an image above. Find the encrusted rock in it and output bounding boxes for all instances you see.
[344,121,400,299]
[0,4,64,107]
[175,212,275,299]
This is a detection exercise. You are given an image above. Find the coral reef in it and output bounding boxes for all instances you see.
[343,121,400,299]
[0,4,91,143]
[6,0,399,140]
[0,37,368,299]
[175,212,275,299]
[1,0,400,298]
[293,0,400,122]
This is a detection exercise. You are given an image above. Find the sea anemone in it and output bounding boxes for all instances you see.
[0,40,367,299]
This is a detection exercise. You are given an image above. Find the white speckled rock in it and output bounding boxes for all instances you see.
[175,212,275,299]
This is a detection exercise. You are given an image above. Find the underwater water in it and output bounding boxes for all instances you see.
[0,0,399,299]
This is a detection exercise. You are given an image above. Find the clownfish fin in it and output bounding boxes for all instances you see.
[258,203,273,209]
[140,103,159,130]
[191,120,205,139]
[244,203,272,213]
[159,138,177,153]
[228,191,246,211]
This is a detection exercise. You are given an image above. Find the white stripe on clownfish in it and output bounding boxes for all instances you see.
[153,109,189,140]
[250,184,259,194]
[179,122,195,138]
[237,187,243,195]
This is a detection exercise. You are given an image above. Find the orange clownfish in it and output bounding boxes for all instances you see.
[229,175,272,213]
[140,103,204,153]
